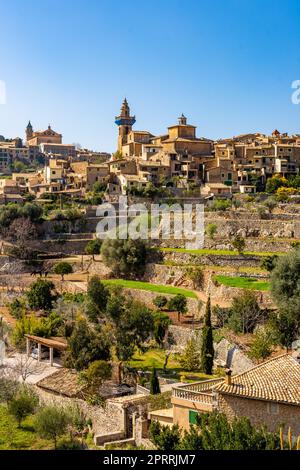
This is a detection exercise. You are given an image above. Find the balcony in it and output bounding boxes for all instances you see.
[172,378,223,410]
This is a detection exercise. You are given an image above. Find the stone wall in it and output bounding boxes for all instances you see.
[204,216,299,244]
[61,280,201,318]
[42,219,89,236]
[41,239,90,255]
[205,209,300,222]
[120,287,201,319]
[34,387,125,437]
[160,251,263,268]
[210,283,273,308]
[167,325,201,352]
[204,238,292,253]
[143,263,194,289]
[217,393,300,435]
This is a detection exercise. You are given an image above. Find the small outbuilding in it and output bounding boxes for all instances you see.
[25,334,67,366]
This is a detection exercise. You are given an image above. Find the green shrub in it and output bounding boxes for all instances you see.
[211,199,231,211]
[8,387,39,428]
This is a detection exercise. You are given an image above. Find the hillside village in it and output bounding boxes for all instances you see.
[1,101,300,450]
[1,99,300,202]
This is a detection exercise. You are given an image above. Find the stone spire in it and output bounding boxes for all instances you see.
[120,98,130,117]
[26,120,33,141]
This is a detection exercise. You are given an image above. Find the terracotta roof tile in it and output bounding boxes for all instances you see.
[215,354,300,405]
[37,368,83,398]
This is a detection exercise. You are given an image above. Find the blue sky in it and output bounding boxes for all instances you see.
[1,0,300,151]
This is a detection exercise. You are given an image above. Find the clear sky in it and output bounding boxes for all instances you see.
[1,0,300,151]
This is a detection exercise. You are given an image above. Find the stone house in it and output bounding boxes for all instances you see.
[201,182,232,198]
[150,354,300,434]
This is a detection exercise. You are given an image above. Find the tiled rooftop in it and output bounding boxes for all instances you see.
[215,354,300,405]
[37,368,83,398]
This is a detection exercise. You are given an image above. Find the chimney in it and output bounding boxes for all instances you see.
[225,368,232,386]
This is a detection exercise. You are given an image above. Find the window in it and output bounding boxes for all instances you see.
[267,403,279,415]
[189,410,199,425]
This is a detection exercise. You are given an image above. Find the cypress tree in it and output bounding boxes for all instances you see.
[150,368,161,395]
[200,296,214,374]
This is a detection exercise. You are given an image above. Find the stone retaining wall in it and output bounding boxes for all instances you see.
[210,283,273,308]
[159,251,263,268]
[34,387,125,437]
[167,325,201,352]
[120,287,201,319]
[62,280,202,318]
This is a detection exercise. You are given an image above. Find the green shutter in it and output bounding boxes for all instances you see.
[189,410,199,425]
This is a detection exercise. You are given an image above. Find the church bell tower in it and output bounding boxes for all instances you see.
[115,98,136,154]
[26,120,33,143]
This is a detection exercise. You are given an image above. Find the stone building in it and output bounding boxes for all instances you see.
[39,143,76,159]
[114,99,214,188]
[114,99,300,192]
[0,138,41,171]
[70,161,110,191]
[212,131,300,190]
[150,354,300,434]
[26,122,62,146]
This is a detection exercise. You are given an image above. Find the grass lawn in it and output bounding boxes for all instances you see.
[128,348,180,370]
[0,405,51,450]
[128,348,220,381]
[160,247,285,257]
[102,279,197,298]
[214,275,270,291]
[0,405,95,450]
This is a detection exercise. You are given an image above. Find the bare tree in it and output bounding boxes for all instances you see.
[8,354,46,383]
[6,217,38,260]
[0,366,20,403]
[8,217,37,243]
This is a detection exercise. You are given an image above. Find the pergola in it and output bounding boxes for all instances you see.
[25,334,67,367]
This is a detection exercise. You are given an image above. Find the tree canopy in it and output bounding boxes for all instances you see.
[26,279,55,312]
[270,248,300,317]
[101,238,148,277]
[53,262,73,281]
[86,276,109,322]
[65,318,111,370]
[149,412,281,450]
[85,239,102,259]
